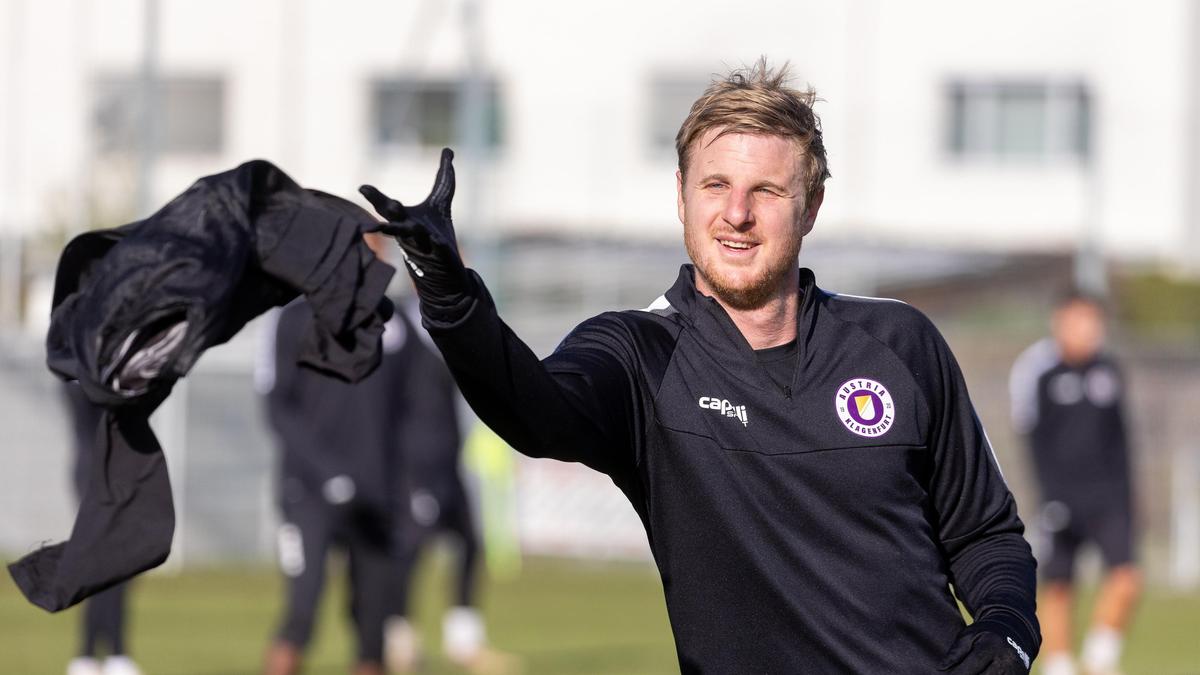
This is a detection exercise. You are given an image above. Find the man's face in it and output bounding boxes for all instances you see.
[1053,299,1106,364]
[677,129,823,310]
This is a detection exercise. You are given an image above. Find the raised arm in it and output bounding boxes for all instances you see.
[360,150,640,478]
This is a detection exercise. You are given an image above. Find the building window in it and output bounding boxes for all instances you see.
[92,75,225,156]
[946,80,1090,161]
[647,77,708,154]
[372,79,503,151]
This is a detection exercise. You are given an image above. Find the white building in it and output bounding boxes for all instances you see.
[3,0,1199,571]
[2,0,1198,266]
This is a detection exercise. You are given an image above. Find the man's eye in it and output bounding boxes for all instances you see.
[756,187,779,196]
[705,183,726,190]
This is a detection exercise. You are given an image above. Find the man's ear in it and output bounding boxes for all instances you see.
[676,170,686,226]
[800,186,824,237]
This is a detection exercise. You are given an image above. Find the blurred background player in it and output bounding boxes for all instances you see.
[257,232,407,675]
[1010,292,1141,675]
[62,383,143,675]
[384,292,519,675]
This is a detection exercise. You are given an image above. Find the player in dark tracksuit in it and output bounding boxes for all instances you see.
[391,298,477,614]
[259,298,408,675]
[384,297,505,671]
[359,61,1039,674]
[1010,293,1139,675]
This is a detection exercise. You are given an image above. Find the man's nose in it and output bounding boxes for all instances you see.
[721,190,754,229]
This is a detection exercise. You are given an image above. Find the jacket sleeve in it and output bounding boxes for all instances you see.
[420,271,641,478]
[927,328,1041,661]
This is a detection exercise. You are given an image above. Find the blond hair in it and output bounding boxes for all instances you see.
[675,58,830,204]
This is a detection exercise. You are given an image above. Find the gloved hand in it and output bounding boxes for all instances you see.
[938,623,1032,674]
[359,147,469,306]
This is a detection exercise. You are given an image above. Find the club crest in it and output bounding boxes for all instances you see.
[835,378,894,437]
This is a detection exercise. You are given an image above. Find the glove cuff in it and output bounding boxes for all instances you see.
[971,613,1038,670]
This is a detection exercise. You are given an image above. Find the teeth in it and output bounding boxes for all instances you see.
[720,240,753,250]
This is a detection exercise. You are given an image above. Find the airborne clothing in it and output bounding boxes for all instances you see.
[10,160,394,612]
[421,264,1039,673]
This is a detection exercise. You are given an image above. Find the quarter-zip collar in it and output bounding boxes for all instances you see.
[664,264,819,396]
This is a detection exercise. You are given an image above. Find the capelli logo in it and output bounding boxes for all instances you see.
[698,396,748,427]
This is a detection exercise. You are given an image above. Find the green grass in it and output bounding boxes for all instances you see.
[0,555,677,675]
[2,556,1199,674]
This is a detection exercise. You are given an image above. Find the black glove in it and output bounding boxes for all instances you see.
[938,623,1032,675]
[359,147,470,307]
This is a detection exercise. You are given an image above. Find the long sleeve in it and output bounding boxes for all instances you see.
[928,331,1041,659]
[419,271,641,478]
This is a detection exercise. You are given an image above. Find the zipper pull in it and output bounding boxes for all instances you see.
[783,386,792,400]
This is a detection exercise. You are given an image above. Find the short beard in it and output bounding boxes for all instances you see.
[687,236,804,311]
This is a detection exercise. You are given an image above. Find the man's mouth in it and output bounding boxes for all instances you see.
[718,238,758,251]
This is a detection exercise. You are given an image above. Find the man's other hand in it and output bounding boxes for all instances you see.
[938,623,1032,675]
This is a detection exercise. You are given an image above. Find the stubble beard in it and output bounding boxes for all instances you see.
[686,232,804,311]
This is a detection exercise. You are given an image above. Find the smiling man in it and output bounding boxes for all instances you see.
[359,60,1040,674]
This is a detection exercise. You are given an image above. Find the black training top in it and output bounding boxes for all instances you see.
[262,300,408,514]
[1010,339,1133,509]
[425,264,1039,673]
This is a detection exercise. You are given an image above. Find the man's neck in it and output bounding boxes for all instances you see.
[696,270,800,350]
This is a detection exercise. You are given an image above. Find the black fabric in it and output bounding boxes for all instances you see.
[392,297,478,612]
[359,149,470,314]
[64,384,133,658]
[265,298,410,663]
[417,263,1040,673]
[267,301,406,513]
[81,583,129,657]
[395,485,479,612]
[753,337,798,394]
[1021,350,1134,510]
[274,492,394,663]
[1012,344,1136,582]
[1041,503,1136,581]
[394,298,464,501]
[9,160,395,613]
[939,622,1031,674]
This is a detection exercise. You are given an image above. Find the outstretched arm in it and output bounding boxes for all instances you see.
[360,150,640,477]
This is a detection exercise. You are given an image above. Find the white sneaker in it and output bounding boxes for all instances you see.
[443,606,486,663]
[1042,652,1077,675]
[66,657,103,675]
[101,656,143,675]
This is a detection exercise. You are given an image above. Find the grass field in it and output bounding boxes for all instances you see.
[2,555,1199,674]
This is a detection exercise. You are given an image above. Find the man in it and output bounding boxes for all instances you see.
[360,60,1039,673]
[258,236,406,675]
[1010,293,1139,675]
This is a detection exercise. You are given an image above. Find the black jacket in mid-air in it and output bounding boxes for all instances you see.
[8,160,394,612]
[420,264,1039,673]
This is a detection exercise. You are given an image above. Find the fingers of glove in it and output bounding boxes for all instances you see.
[427,147,456,216]
[380,220,433,253]
[940,649,992,675]
[988,650,1029,675]
[359,184,409,222]
[938,629,985,671]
